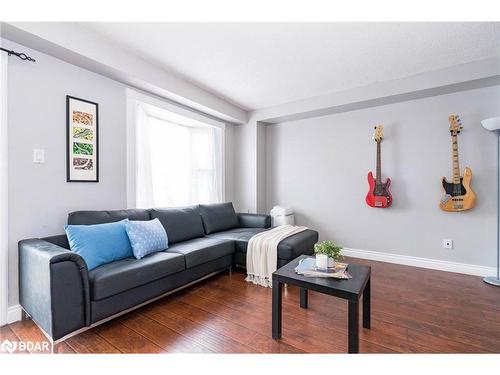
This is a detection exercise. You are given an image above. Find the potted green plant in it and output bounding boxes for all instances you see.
[314,240,343,269]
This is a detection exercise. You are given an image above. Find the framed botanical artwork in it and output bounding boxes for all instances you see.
[66,95,99,182]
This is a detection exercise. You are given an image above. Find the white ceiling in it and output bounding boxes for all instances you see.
[81,22,500,111]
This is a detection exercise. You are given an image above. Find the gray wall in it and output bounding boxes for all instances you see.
[266,85,500,268]
[6,41,127,307]
[5,40,235,308]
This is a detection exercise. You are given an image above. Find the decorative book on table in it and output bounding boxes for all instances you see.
[294,257,352,279]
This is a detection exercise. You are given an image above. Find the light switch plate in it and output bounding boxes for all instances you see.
[33,149,45,163]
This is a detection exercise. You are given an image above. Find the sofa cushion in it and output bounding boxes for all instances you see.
[208,228,319,261]
[237,213,271,228]
[275,229,319,260]
[125,219,169,259]
[199,202,239,234]
[150,206,205,244]
[166,237,235,269]
[88,251,185,300]
[65,220,133,271]
[68,209,150,225]
[206,228,268,253]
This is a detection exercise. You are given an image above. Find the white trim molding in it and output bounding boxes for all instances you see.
[0,51,8,326]
[7,305,21,324]
[343,247,496,277]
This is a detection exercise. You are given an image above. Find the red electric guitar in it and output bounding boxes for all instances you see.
[366,125,392,208]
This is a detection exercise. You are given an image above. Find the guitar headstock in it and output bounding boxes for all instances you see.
[448,115,463,136]
[372,125,384,143]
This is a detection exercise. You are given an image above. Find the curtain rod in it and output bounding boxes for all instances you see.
[0,47,36,62]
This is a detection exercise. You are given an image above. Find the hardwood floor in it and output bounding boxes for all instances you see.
[1,257,499,354]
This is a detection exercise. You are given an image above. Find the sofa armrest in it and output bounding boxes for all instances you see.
[237,213,271,228]
[18,239,90,341]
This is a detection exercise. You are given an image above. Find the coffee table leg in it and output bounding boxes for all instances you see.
[348,299,359,353]
[272,279,282,339]
[300,288,308,309]
[363,278,371,329]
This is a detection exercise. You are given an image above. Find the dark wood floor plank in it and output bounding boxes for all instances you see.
[372,307,500,352]
[93,319,165,353]
[188,278,427,353]
[5,257,499,354]
[0,325,29,354]
[65,330,121,354]
[186,266,498,352]
[482,309,500,323]
[143,303,255,353]
[120,311,214,353]
[53,342,76,353]
[189,270,497,354]
[265,284,491,353]
[226,268,500,346]
[8,320,51,354]
[181,286,362,353]
[5,320,75,353]
[162,298,305,353]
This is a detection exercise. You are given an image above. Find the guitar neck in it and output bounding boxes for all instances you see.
[376,141,381,184]
[451,134,461,184]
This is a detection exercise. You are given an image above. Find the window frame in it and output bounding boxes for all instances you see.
[126,89,226,209]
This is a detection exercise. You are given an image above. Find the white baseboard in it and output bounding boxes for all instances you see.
[6,304,22,324]
[342,248,496,277]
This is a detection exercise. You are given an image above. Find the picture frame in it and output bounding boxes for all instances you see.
[66,95,99,182]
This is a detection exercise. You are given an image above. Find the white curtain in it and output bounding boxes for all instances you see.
[136,103,224,208]
[0,52,8,326]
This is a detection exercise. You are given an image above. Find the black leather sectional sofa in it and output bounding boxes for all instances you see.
[18,203,318,342]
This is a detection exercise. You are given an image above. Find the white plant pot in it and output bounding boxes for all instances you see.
[316,254,329,269]
[316,254,335,269]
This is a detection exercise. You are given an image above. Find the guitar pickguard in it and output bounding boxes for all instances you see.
[374,184,389,197]
[366,172,392,208]
[442,178,466,197]
[440,170,476,212]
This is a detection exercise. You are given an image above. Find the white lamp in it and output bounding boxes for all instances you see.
[482,117,500,287]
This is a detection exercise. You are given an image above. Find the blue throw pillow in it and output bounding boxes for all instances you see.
[125,218,169,259]
[65,219,133,271]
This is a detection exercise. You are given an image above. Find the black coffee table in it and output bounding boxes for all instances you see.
[271,255,371,353]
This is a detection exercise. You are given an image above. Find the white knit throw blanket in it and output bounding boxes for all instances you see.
[245,225,308,288]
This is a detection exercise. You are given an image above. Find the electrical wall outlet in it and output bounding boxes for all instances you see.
[442,239,453,249]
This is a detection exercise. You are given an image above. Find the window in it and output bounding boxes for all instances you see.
[132,98,224,208]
